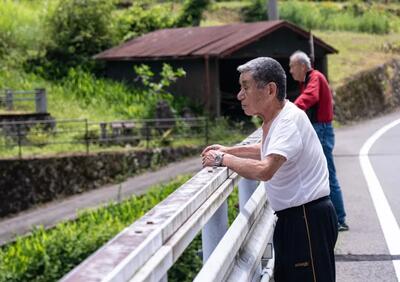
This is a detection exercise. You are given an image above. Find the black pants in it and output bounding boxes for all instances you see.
[273,196,338,282]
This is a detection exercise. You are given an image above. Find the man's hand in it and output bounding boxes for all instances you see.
[202,150,223,167]
[201,144,227,156]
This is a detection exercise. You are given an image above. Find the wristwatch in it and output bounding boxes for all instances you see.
[214,152,225,167]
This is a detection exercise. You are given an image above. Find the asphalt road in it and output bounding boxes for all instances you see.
[334,109,400,282]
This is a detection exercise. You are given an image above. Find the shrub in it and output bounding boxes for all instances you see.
[117,2,176,41]
[119,0,210,42]
[208,117,249,145]
[175,0,211,27]
[44,0,117,76]
[0,1,47,66]
[61,68,153,119]
[134,63,186,118]
[241,0,267,22]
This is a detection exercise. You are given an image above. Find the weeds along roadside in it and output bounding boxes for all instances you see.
[0,174,240,282]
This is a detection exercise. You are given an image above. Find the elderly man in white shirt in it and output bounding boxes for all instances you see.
[202,57,338,282]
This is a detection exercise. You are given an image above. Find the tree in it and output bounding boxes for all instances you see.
[175,0,210,27]
[45,0,116,76]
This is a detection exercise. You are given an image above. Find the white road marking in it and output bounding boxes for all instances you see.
[359,118,400,280]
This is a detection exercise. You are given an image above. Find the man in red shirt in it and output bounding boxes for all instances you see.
[289,50,349,231]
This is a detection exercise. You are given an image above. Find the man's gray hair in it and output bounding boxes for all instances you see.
[237,57,287,101]
[290,50,312,70]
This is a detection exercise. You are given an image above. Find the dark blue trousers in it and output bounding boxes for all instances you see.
[313,122,347,225]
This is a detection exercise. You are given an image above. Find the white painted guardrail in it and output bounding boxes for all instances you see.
[61,128,276,282]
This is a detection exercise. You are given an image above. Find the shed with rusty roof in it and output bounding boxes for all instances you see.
[95,20,337,117]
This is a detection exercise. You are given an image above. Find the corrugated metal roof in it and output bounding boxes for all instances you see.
[94,20,337,60]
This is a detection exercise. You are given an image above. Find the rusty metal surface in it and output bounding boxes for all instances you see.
[94,20,337,60]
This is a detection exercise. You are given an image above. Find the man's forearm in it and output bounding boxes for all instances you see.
[222,153,285,182]
[224,143,261,160]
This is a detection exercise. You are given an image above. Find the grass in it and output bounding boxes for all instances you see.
[0,115,250,159]
[0,69,118,122]
[315,30,400,88]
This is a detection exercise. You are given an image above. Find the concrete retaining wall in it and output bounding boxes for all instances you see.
[0,146,200,218]
[335,59,400,123]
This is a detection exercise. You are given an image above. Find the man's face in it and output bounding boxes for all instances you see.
[237,72,269,116]
[289,58,306,82]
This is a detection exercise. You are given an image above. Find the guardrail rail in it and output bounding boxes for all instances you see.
[61,128,276,282]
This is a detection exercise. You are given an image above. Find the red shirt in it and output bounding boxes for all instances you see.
[294,69,333,123]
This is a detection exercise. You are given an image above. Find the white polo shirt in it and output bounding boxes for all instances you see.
[261,101,330,211]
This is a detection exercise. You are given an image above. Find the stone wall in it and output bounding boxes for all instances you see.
[335,59,400,123]
[0,146,201,218]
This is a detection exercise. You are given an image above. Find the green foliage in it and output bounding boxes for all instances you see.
[169,234,202,281]
[0,175,192,282]
[0,174,241,281]
[208,117,249,145]
[61,68,150,118]
[251,116,263,128]
[118,2,176,41]
[242,1,393,34]
[168,186,239,281]
[0,0,49,67]
[62,65,186,119]
[241,0,266,23]
[44,0,117,76]
[0,172,243,281]
[118,0,210,41]
[175,0,211,27]
[134,63,186,118]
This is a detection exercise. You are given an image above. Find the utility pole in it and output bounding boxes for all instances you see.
[309,32,315,67]
[267,0,279,20]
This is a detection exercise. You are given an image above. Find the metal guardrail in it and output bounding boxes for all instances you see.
[0,117,209,158]
[61,128,276,282]
[0,89,47,113]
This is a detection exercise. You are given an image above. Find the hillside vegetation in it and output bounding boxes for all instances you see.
[1,0,400,121]
[315,31,400,87]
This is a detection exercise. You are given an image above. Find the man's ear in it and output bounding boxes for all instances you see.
[269,82,278,96]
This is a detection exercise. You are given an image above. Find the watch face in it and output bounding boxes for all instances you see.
[214,153,222,166]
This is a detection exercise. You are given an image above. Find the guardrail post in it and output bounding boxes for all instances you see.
[99,122,107,145]
[5,89,13,111]
[238,178,259,211]
[17,124,22,158]
[35,88,47,113]
[201,200,228,263]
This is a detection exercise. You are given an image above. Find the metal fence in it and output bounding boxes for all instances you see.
[0,89,47,113]
[0,117,208,158]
